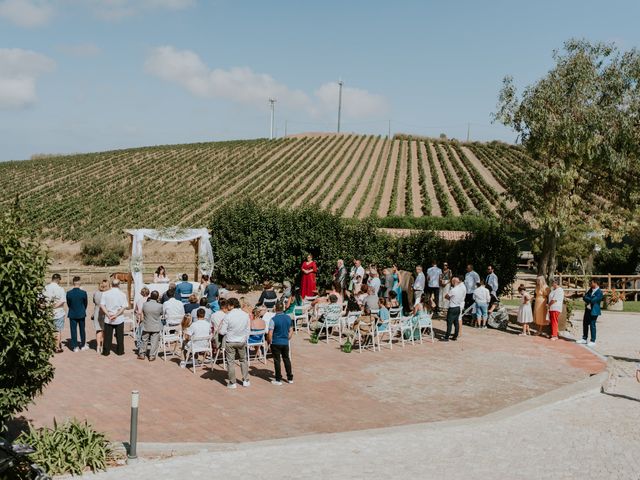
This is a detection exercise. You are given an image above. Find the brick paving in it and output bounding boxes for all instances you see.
[22,317,605,444]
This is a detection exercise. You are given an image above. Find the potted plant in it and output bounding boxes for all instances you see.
[605,288,624,311]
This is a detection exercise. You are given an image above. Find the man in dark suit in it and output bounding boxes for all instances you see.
[66,276,88,352]
[578,279,603,347]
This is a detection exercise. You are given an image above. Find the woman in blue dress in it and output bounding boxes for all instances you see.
[392,264,403,309]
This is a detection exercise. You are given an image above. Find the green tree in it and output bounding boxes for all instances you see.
[495,39,640,279]
[0,209,55,429]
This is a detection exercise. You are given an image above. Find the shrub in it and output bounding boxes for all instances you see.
[0,209,55,429]
[17,418,112,476]
[80,236,126,266]
[210,200,519,295]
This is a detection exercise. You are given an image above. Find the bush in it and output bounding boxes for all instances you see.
[80,236,126,266]
[210,200,519,295]
[0,210,55,429]
[17,418,112,476]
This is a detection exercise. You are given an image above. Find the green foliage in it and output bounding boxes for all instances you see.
[17,418,112,476]
[0,210,55,429]
[80,235,126,266]
[495,39,640,278]
[210,200,519,295]
[595,244,639,275]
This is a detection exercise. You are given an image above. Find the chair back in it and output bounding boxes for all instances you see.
[389,307,402,318]
[417,311,432,328]
[190,334,213,353]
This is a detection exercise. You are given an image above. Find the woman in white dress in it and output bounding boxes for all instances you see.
[153,265,169,283]
[439,262,452,313]
[517,285,533,336]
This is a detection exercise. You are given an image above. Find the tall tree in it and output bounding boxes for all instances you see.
[495,39,640,279]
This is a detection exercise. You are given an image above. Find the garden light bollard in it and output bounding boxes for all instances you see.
[128,390,139,461]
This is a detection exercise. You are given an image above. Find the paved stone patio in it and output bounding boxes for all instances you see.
[22,317,605,444]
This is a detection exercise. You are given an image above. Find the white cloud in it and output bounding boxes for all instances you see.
[314,82,389,118]
[0,0,53,27]
[0,48,55,109]
[56,42,101,57]
[144,46,388,119]
[88,0,195,20]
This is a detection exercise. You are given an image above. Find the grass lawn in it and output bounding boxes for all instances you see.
[501,298,640,313]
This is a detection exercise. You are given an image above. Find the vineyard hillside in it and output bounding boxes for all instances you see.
[0,134,529,240]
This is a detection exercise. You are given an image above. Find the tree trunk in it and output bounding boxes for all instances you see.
[537,227,558,281]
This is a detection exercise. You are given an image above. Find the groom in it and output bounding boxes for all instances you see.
[577,279,603,347]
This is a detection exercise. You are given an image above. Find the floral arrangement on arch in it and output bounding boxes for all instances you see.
[130,255,144,274]
[606,288,625,305]
[198,254,213,273]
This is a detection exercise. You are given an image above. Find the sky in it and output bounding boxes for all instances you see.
[1,0,639,161]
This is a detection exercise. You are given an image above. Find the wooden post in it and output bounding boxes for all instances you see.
[608,273,612,291]
[193,238,200,282]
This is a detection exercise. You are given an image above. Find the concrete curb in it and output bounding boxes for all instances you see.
[130,370,609,458]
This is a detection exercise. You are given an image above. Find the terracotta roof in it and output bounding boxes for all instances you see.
[379,228,470,241]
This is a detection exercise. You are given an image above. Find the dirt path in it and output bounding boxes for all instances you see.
[460,146,506,193]
[331,136,377,214]
[418,141,440,216]
[320,136,369,209]
[447,146,498,215]
[343,136,384,217]
[377,140,400,217]
[394,140,408,216]
[290,135,347,207]
[359,139,390,218]
[409,141,423,216]
[428,142,460,216]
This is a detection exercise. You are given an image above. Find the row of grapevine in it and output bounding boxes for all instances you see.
[350,137,387,218]
[433,142,472,214]
[414,140,432,216]
[386,140,403,216]
[422,141,452,216]
[370,140,396,217]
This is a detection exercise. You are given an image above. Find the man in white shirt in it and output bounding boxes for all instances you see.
[162,295,185,325]
[413,265,426,307]
[367,269,381,296]
[464,264,480,310]
[219,297,250,389]
[472,280,491,328]
[485,265,499,297]
[443,277,466,341]
[350,259,365,293]
[181,308,212,367]
[426,261,443,314]
[44,273,67,353]
[100,279,128,356]
[548,279,565,340]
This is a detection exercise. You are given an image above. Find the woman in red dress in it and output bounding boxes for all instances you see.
[300,254,318,300]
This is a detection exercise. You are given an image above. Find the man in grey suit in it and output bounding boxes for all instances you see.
[138,290,163,361]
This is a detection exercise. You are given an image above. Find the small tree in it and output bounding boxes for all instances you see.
[0,208,55,429]
[495,39,640,279]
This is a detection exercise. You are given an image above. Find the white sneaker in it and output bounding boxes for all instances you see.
[227,383,237,389]
[81,345,90,351]
[587,341,596,347]
[73,347,80,352]
[179,361,187,368]
[271,380,283,386]
[288,380,294,384]
[576,339,587,344]
[242,380,251,387]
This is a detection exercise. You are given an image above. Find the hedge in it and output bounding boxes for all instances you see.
[210,200,518,295]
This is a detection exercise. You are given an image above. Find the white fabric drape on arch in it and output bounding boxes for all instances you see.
[125,228,214,299]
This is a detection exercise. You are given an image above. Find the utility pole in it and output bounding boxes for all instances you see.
[284,120,288,138]
[269,98,276,140]
[388,119,391,139]
[337,79,343,133]
[466,122,470,142]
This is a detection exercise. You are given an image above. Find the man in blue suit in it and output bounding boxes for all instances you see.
[175,273,193,304]
[577,279,603,347]
[66,276,88,352]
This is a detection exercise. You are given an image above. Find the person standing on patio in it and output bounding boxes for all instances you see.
[350,259,365,293]
[44,273,66,354]
[442,277,466,341]
[578,279,603,347]
[426,260,442,314]
[533,276,551,336]
[138,290,163,361]
[66,276,88,352]
[412,266,426,307]
[92,279,108,354]
[268,302,294,386]
[204,277,220,312]
[219,297,251,389]
[300,254,318,300]
[100,279,128,356]
[548,279,564,340]
[333,259,348,293]
[439,262,453,312]
[464,264,480,310]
